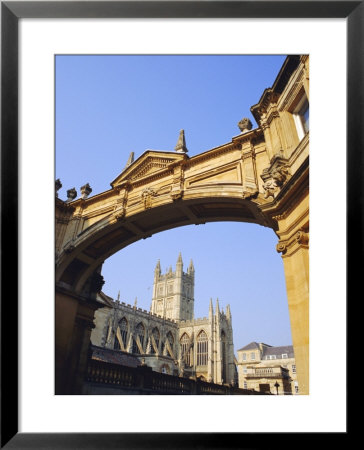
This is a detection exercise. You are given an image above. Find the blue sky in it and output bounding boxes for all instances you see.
[56,54,292,351]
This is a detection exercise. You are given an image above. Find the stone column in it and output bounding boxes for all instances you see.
[277,223,309,395]
[55,288,100,394]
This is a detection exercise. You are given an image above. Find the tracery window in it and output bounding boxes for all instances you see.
[221,330,227,383]
[166,331,174,356]
[113,335,121,350]
[132,322,145,354]
[180,333,191,366]
[119,317,128,348]
[151,327,160,354]
[197,330,208,366]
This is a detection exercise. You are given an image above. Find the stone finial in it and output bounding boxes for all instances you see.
[55,179,62,197]
[175,129,188,153]
[80,183,92,199]
[124,151,135,169]
[66,188,77,202]
[238,117,253,134]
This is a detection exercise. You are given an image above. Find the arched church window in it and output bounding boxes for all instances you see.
[197,330,208,366]
[166,331,174,357]
[119,317,128,348]
[113,335,121,350]
[132,322,145,354]
[221,330,227,383]
[151,327,160,354]
[180,333,191,366]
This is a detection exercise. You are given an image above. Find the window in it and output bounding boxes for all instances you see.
[151,327,160,354]
[197,330,208,366]
[166,298,173,311]
[251,352,255,360]
[180,333,192,366]
[132,322,145,354]
[282,353,288,359]
[221,331,227,382]
[166,331,174,356]
[244,381,248,389]
[242,353,247,361]
[113,335,121,350]
[167,284,173,294]
[292,365,296,373]
[293,96,309,140]
[243,367,247,374]
[294,381,299,393]
[119,317,128,348]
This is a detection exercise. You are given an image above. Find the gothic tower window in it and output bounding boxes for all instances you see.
[132,322,145,354]
[221,330,227,383]
[151,327,160,354]
[197,330,208,366]
[119,317,128,348]
[180,333,192,366]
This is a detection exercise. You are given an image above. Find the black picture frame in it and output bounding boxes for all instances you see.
[1,1,359,448]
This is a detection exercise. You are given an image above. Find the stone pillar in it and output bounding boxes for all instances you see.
[276,209,309,395]
[55,288,100,394]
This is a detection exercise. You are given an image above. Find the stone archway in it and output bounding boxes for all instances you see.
[55,55,309,395]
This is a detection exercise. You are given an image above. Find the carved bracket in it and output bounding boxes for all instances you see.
[170,187,184,201]
[261,155,291,199]
[112,206,126,222]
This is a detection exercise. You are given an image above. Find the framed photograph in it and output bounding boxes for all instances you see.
[2,0,359,447]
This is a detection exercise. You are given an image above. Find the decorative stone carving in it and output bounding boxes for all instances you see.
[295,230,309,246]
[66,188,77,202]
[55,179,62,197]
[80,183,92,199]
[238,117,253,133]
[112,207,126,222]
[276,242,287,254]
[141,187,156,209]
[242,189,258,200]
[170,188,183,201]
[261,156,290,199]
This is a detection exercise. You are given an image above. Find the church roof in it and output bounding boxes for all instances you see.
[90,345,141,368]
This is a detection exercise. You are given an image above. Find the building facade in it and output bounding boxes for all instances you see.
[236,342,298,395]
[91,254,235,385]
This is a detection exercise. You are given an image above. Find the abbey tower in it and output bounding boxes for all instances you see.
[151,253,195,321]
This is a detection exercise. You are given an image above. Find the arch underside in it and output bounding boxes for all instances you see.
[57,196,275,292]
